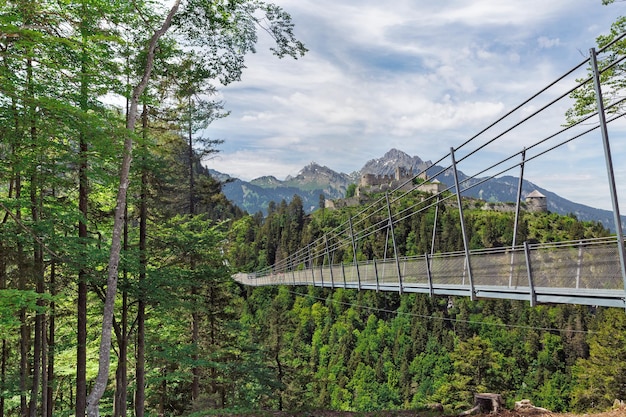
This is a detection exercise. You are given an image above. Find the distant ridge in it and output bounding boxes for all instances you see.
[210,149,624,232]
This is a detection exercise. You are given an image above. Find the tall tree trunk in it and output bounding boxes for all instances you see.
[0,187,6,417]
[0,231,6,417]
[6,53,27,416]
[188,97,195,216]
[275,346,283,410]
[192,305,200,401]
[135,104,148,417]
[188,97,200,401]
[86,3,181,416]
[15,4,32,415]
[46,262,56,417]
[207,287,217,404]
[113,325,128,417]
[76,132,88,417]
[9,112,28,417]
[0,340,5,417]
[28,53,44,417]
[18,176,28,417]
[41,314,48,417]
[135,302,146,417]
[114,208,129,417]
[210,287,222,406]
[29,199,43,417]
[76,8,90,413]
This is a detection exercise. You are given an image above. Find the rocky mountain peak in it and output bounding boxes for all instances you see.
[384,148,418,162]
[360,148,432,176]
[299,161,328,176]
[285,162,351,193]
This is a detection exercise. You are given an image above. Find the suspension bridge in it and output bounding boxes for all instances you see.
[233,40,626,309]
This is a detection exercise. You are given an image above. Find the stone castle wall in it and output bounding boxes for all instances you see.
[357,167,442,197]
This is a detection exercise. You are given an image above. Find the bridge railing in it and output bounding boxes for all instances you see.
[232,236,626,308]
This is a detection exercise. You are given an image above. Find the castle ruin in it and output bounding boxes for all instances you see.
[357,167,438,196]
[325,167,445,210]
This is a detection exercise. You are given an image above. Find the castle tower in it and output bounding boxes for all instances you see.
[525,190,547,213]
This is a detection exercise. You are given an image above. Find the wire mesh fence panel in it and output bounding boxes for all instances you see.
[293,269,312,285]
[329,265,344,286]
[401,257,429,285]
[430,253,467,286]
[470,250,516,286]
[578,242,623,290]
[343,264,359,286]
[524,239,622,290]
[360,262,377,285]
[377,259,399,284]
[531,246,581,288]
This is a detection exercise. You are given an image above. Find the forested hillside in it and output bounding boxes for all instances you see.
[226,191,625,414]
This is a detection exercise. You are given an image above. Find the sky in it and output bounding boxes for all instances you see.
[205,0,626,211]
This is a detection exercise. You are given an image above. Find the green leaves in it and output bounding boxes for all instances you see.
[0,289,49,339]
[566,15,626,124]
[259,2,307,59]
[173,0,306,86]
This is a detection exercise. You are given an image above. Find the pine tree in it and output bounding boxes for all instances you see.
[571,308,626,411]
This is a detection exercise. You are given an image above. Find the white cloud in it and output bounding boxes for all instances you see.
[538,36,561,49]
[240,111,278,122]
[204,0,626,209]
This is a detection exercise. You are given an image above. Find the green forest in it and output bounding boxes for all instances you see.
[2,1,626,416]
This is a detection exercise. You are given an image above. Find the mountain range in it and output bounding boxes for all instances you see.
[211,148,624,233]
